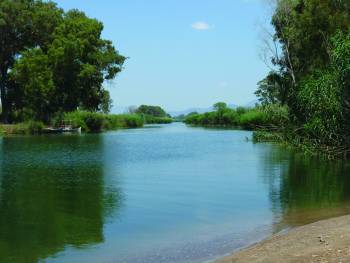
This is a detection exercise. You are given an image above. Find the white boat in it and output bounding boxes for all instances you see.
[44,120,81,134]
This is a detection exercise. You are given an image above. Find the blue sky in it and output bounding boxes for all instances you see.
[54,0,270,111]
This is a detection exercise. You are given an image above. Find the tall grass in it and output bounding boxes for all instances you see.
[143,115,173,124]
[0,121,44,135]
[60,111,144,132]
[185,104,289,130]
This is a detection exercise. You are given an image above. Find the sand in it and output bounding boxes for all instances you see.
[216,215,350,263]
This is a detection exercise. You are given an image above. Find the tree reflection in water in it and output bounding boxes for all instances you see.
[260,145,350,232]
[0,135,123,263]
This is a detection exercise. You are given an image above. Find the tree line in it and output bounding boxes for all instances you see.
[186,1,350,156]
[184,102,289,129]
[255,0,350,149]
[0,0,125,123]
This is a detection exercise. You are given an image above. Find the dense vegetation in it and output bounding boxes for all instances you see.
[255,0,350,156]
[60,111,144,132]
[135,105,173,124]
[185,102,289,129]
[186,1,350,157]
[0,0,125,123]
[0,112,144,135]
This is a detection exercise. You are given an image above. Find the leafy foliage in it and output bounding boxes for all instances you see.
[135,105,173,124]
[0,1,125,123]
[185,103,288,129]
[255,0,350,151]
[61,111,144,132]
[136,105,168,117]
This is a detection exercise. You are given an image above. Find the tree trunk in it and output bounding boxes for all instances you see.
[0,67,9,124]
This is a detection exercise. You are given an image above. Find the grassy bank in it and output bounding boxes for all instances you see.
[143,115,173,124]
[252,129,350,159]
[0,111,145,135]
[185,104,289,130]
[0,121,45,135]
[184,103,348,158]
[61,111,144,132]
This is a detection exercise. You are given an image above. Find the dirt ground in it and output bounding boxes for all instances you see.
[216,215,350,263]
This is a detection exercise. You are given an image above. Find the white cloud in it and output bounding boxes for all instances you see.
[191,21,211,31]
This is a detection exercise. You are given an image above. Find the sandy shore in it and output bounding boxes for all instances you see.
[216,215,350,263]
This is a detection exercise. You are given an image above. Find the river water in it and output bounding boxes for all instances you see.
[1,123,350,263]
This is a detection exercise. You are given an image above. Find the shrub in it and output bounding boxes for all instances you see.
[62,111,108,132]
[143,115,173,124]
[297,71,342,143]
[84,113,105,132]
[185,114,201,124]
[62,111,144,132]
[26,121,44,134]
[222,110,239,125]
[253,131,283,142]
[121,114,144,128]
[263,104,289,127]
[239,109,269,129]
[236,106,247,115]
[0,121,44,135]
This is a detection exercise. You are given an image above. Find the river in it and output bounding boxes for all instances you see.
[1,123,350,263]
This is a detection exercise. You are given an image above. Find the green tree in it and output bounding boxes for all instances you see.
[272,0,350,83]
[255,72,289,106]
[1,3,125,122]
[9,48,55,121]
[47,10,125,114]
[213,102,227,112]
[136,105,168,117]
[256,0,350,147]
[0,0,63,122]
[100,90,113,114]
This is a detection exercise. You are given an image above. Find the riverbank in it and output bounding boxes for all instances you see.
[0,111,175,135]
[216,215,350,263]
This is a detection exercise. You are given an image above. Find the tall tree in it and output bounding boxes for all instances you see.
[9,48,55,121]
[0,0,62,122]
[47,9,125,114]
[272,0,350,84]
[1,2,125,122]
[136,105,168,117]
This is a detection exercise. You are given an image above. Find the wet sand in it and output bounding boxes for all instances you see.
[216,215,350,263]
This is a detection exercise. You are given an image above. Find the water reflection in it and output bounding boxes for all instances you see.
[0,135,122,263]
[262,146,350,231]
[3,125,350,263]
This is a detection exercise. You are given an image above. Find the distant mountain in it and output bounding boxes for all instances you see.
[168,104,238,117]
[168,107,212,117]
[113,101,258,117]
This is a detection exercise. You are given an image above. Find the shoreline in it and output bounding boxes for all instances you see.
[215,214,350,263]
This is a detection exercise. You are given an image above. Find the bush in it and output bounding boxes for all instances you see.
[120,114,144,128]
[0,121,44,135]
[222,110,239,125]
[263,104,289,127]
[26,121,44,134]
[61,111,144,132]
[236,106,247,115]
[106,114,144,129]
[297,71,342,144]
[239,109,269,129]
[184,103,289,131]
[84,113,105,132]
[143,115,173,124]
[253,131,283,142]
[184,114,201,125]
[61,111,100,132]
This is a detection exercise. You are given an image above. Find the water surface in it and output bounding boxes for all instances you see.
[1,123,350,263]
